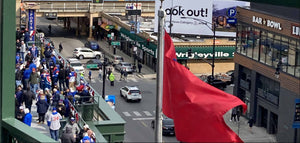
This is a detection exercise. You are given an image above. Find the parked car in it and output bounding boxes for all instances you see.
[120,86,142,102]
[206,75,227,90]
[112,55,124,65]
[73,47,102,60]
[115,62,133,73]
[86,59,102,70]
[85,41,100,51]
[68,58,85,75]
[151,114,175,136]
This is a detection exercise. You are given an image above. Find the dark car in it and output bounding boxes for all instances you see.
[85,41,100,51]
[151,114,175,136]
[86,59,102,70]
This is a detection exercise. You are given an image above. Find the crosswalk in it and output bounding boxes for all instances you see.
[89,77,139,83]
[122,110,156,120]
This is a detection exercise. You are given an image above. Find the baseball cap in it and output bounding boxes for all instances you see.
[52,107,57,111]
[19,106,24,110]
[70,117,75,121]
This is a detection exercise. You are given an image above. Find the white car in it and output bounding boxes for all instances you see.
[68,59,85,75]
[73,47,102,60]
[120,86,142,102]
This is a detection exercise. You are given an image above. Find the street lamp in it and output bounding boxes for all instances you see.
[181,17,216,81]
[102,54,108,99]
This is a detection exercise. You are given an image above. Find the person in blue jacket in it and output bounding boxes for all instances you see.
[23,108,32,126]
[22,66,31,89]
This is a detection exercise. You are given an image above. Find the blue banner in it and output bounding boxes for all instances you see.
[28,9,35,41]
[293,99,300,128]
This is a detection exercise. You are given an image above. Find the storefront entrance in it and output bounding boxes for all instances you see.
[269,112,278,134]
[259,106,268,128]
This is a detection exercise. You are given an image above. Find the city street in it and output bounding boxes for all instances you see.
[37,17,178,142]
[36,17,276,143]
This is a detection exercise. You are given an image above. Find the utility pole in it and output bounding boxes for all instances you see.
[102,54,107,99]
[155,5,165,142]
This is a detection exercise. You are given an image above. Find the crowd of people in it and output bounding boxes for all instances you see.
[14,28,96,142]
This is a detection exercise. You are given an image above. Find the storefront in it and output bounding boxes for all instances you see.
[119,28,157,68]
[234,7,300,142]
[175,46,235,74]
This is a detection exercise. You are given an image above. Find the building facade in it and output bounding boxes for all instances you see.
[234,7,300,142]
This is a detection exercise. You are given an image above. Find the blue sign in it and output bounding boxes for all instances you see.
[293,99,300,128]
[227,7,237,18]
[227,18,237,24]
[28,9,35,41]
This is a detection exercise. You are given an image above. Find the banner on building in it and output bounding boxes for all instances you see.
[28,9,35,41]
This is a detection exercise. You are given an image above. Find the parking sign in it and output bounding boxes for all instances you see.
[227,7,237,18]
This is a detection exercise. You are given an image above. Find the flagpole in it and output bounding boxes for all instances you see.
[155,7,165,143]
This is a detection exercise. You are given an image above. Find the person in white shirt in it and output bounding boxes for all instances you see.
[47,107,62,141]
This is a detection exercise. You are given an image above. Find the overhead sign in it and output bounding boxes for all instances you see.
[291,24,300,38]
[227,7,237,17]
[28,9,35,41]
[111,41,120,46]
[154,0,213,35]
[227,18,237,24]
[125,3,142,10]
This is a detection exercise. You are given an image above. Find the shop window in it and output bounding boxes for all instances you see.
[252,28,260,61]
[260,35,268,64]
[246,27,254,58]
[236,25,243,53]
[280,41,289,72]
[256,74,279,106]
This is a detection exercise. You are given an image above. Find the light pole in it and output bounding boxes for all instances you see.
[102,54,108,99]
[181,17,216,80]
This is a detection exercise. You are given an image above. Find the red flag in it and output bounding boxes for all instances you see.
[162,31,247,142]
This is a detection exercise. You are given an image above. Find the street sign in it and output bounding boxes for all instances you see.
[227,7,237,18]
[111,41,120,46]
[227,18,237,24]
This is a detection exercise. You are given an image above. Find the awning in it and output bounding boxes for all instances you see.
[100,23,110,31]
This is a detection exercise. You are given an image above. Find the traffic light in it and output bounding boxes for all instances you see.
[188,48,192,57]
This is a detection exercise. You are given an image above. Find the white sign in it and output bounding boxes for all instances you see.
[252,16,282,30]
[292,25,300,37]
[154,0,213,35]
[125,3,142,10]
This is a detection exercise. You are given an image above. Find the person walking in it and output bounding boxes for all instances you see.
[63,117,80,138]
[29,68,40,97]
[61,126,76,143]
[23,86,35,112]
[52,88,60,107]
[20,41,26,61]
[47,107,62,141]
[22,66,31,89]
[98,68,102,81]
[123,70,128,81]
[16,106,25,122]
[58,65,66,91]
[248,116,255,134]
[36,94,49,124]
[68,68,76,91]
[88,70,92,81]
[109,72,115,86]
[120,68,124,81]
[138,62,142,73]
[23,108,32,126]
[230,107,237,122]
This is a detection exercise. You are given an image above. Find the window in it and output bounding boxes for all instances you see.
[253,28,260,61]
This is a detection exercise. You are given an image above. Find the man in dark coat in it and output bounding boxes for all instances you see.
[36,94,49,124]
[58,65,66,91]
[61,126,76,143]
[23,86,35,112]
[138,62,142,73]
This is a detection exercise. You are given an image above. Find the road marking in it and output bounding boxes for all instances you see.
[130,78,138,82]
[132,117,155,121]
[91,79,96,83]
[122,112,131,117]
[133,111,142,116]
[97,79,103,83]
[143,111,152,116]
[141,121,148,127]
